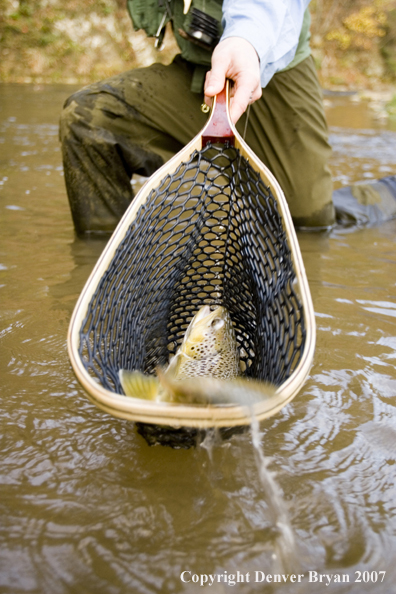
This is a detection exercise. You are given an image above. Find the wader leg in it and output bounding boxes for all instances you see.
[59,58,207,234]
[239,55,335,228]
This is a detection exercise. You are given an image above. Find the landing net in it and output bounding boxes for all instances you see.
[78,143,305,394]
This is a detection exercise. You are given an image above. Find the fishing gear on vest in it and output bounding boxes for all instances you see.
[127,0,223,58]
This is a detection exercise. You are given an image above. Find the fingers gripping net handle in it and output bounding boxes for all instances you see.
[202,83,234,147]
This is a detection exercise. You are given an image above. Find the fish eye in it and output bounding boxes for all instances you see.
[211,318,224,330]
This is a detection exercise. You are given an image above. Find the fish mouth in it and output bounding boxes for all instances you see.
[210,306,226,317]
[198,305,227,325]
[194,306,227,331]
[193,305,212,323]
[192,305,227,323]
[184,306,228,340]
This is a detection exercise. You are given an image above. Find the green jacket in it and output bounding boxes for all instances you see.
[127,0,311,87]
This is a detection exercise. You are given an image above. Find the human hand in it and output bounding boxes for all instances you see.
[204,37,262,124]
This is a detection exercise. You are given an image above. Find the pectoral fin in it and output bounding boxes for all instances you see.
[119,369,160,400]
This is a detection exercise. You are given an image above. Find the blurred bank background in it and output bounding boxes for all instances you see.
[1,0,396,97]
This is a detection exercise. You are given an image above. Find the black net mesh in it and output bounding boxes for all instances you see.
[78,144,306,395]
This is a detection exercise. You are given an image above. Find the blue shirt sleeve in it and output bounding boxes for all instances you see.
[220,0,311,87]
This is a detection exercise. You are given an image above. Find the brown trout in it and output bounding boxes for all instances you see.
[119,305,276,405]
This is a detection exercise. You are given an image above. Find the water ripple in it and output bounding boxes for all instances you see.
[1,86,396,594]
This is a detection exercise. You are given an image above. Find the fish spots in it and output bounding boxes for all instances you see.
[119,305,240,402]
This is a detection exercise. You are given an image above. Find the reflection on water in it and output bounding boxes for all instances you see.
[1,84,396,593]
[325,94,396,190]
[329,128,396,188]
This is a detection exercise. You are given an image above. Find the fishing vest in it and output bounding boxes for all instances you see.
[126,0,311,91]
[127,1,223,64]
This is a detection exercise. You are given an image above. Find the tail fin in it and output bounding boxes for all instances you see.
[157,371,278,407]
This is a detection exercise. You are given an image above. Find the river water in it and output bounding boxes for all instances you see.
[1,84,396,594]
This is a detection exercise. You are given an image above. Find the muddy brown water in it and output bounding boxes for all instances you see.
[1,84,396,594]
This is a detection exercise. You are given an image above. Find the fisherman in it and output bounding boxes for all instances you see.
[60,0,335,235]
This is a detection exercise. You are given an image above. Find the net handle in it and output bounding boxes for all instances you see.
[202,80,235,148]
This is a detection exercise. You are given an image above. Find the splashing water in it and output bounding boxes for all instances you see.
[199,414,300,576]
[250,413,300,574]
